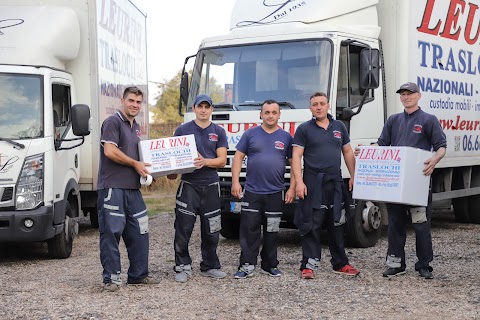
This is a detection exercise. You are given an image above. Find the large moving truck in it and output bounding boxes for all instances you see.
[0,0,148,258]
[179,0,480,247]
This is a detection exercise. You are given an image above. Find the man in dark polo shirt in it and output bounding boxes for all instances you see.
[231,99,295,279]
[356,82,446,279]
[167,94,228,283]
[97,86,159,292]
[292,91,359,279]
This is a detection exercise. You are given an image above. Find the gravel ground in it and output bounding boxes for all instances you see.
[1,210,479,320]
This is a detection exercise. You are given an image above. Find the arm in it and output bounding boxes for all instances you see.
[423,147,446,176]
[292,146,307,199]
[342,143,356,191]
[104,143,150,177]
[231,151,246,199]
[194,147,227,169]
[285,158,296,204]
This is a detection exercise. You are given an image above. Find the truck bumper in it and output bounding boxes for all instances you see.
[0,205,57,242]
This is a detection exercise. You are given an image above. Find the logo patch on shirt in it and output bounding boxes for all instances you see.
[413,125,423,133]
[274,141,285,150]
[136,130,141,137]
[333,130,342,139]
[208,133,219,141]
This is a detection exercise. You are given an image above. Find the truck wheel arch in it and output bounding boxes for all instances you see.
[53,178,80,225]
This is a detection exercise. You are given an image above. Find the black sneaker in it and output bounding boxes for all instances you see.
[418,268,433,279]
[261,267,283,277]
[382,267,406,278]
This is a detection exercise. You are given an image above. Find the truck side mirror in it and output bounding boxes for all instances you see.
[71,104,91,136]
[180,72,189,107]
[178,72,189,116]
[360,48,380,89]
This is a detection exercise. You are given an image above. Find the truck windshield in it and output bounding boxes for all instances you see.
[189,40,332,111]
[0,74,43,139]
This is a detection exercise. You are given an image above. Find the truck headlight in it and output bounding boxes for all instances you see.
[16,154,44,210]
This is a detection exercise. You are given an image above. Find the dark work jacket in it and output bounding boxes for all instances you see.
[294,171,351,236]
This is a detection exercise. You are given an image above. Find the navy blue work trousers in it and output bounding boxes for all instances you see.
[239,191,283,269]
[98,188,149,284]
[300,209,349,271]
[386,201,433,271]
[174,181,222,271]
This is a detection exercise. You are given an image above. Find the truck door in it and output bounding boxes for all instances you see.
[335,38,384,144]
[51,79,81,221]
[334,37,385,248]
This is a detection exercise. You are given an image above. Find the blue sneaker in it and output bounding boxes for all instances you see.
[262,267,283,277]
[234,263,255,279]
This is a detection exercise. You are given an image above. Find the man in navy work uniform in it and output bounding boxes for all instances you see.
[167,94,228,283]
[97,86,159,292]
[292,92,359,279]
[356,82,446,279]
[231,99,296,279]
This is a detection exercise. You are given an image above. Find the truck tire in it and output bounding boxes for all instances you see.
[220,213,240,239]
[48,202,74,259]
[452,197,471,223]
[88,208,99,228]
[468,196,480,224]
[346,200,383,248]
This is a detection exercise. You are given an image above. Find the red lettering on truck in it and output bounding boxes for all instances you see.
[418,0,480,45]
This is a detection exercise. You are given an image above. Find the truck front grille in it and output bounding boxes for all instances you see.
[1,187,13,202]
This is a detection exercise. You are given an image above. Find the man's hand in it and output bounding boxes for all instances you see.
[354,144,365,157]
[295,181,307,199]
[348,177,354,191]
[285,186,295,204]
[193,153,208,169]
[133,161,151,178]
[423,156,439,176]
[231,181,243,199]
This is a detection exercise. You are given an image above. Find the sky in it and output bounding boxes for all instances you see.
[134,0,236,104]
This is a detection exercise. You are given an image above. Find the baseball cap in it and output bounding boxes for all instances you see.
[194,94,213,106]
[396,82,420,93]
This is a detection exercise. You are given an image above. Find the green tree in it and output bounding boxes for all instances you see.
[151,71,183,123]
[151,69,226,123]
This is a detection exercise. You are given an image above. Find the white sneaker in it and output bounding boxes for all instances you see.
[175,272,188,283]
[200,269,227,279]
[174,264,192,283]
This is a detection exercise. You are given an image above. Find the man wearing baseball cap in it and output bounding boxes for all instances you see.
[395,82,421,94]
[168,94,228,283]
[356,81,446,279]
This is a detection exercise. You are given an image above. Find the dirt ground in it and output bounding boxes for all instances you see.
[1,210,479,320]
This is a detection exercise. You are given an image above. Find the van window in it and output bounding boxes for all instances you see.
[336,44,374,113]
[52,84,72,139]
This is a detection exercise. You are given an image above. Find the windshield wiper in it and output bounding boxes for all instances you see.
[0,138,25,149]
[239,101,296,109]
[213,103,238,111]
[277,101,296,109]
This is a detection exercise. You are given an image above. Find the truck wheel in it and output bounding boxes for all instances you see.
[467,196,480,224]
[346,200,383,248]
[220,213,240,239]
[48,202,76,259]
[452,197,471,223]
[88,208,99,228]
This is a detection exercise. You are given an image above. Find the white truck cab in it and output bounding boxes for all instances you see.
[0,0,148,258]
[179,0,480,247]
